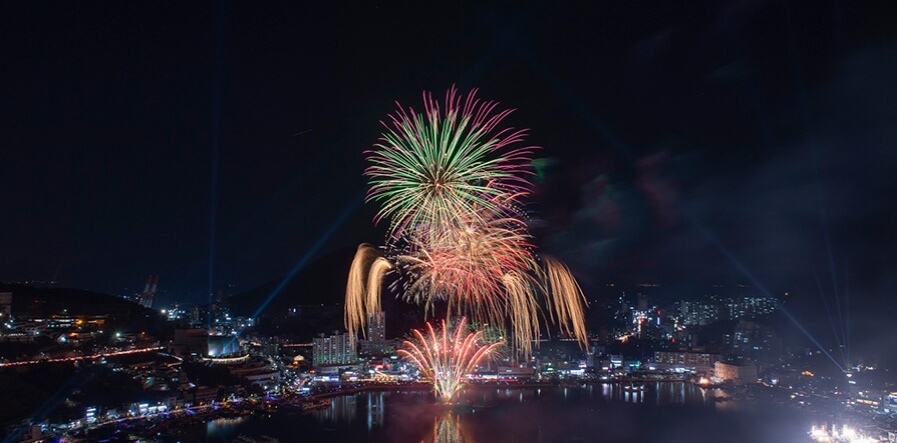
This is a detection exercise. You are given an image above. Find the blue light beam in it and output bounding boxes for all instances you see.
[687,213,846,372]
[223,192,362,352]
[813,271,848,367]
[784,2,850,363]
[208,0,228,328]
[1,371,95,443]
[844,262,850,367]
[250,192,363,320]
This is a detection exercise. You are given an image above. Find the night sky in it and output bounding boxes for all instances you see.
[2,2,895,355]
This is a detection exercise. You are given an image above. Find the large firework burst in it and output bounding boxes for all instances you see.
[365,86,536,240]
[396,211,537,302]
[345,86,589,357]
[398,317,503,403]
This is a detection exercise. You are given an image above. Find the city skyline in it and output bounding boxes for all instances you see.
[2,2,895,363]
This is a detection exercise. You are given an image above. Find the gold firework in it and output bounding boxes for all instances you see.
[398,317,503,403]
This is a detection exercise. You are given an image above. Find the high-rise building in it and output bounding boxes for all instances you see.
[728,320,779,360]
[679,300,719,326]
[367,311,386,342]
[722,296,778,320]
[361,312,390,355]
[313,331,357,367]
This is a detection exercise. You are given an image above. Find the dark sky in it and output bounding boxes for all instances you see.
[2,1,895,353]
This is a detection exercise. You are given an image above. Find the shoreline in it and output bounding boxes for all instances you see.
[67,379,728,441]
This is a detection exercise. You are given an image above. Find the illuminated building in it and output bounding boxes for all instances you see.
[678,300,719,326]
[496,365,536,380]
[725,320,780,360]
[207,334,240,357]
[714,361,758,384]
[885,392,897,413]
[609,354,623,369]
[313,330,357,367]
[367,311,386,342]
[654,350,722,371]
[722,295,777,319]
[227,357,281,387]
[679,295,778,327]
[853,389,883,410]
[360,312,391,355]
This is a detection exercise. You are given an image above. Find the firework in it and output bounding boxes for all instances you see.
[365,86,537,240]
[543,256,589,345]
[396,214,536,301]
[345,86,589,358]
[398,317,503,403]
[345,244,392,342]
[391,207,547,356]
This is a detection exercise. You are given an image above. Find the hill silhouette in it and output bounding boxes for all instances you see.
[0,283,170,339]
[1,283,148,319]
[226,246,357,318]
[226,246,429,339]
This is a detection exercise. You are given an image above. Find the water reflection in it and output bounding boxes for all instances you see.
[302,383,734,441]
[421,412,471,443]
[623,388,644,403]
[310,391,357,423]
[167,383,814,443]
[204,415,246,441]
[291,384,797,442]
[368,391,385,429]
[310,391,387,428]
[712,387,737,412]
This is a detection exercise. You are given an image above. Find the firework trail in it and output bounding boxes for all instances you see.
[398,317,503,403]
[543,256,589,345]
[345,244,391,341]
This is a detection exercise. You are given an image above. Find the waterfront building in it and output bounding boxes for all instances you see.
[714,361,758,384]
[496,365,537,380]
[228,357,281,387]
[654,350,722,372]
